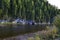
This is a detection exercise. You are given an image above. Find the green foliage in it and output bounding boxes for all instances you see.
[53,15,60,37]
[0,0,59,22]
[34,34,41,40]
[0,9,2,15]
[27,26,58,40]
[53,15,60,27]
[0,9,2,18]
[28,37,34,40]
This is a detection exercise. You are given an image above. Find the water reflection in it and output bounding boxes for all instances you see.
[0,24,47,38]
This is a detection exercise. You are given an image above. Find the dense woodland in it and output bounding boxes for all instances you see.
[0,0,60,23]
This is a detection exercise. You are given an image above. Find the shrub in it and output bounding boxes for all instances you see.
[34,34,41,40]
[27,37,34,40]
[53,15,60,27]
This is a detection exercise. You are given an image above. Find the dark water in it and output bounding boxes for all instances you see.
[0,24,47,38]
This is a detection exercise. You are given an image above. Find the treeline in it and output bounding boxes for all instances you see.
[0,0,60,22]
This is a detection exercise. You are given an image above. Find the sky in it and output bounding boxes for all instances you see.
[47,0,60,9]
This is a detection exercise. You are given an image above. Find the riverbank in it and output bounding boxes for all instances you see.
[0,22,51,27]
[0,24,47,38]
[1,26,58,40]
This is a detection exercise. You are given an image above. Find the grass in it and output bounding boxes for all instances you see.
[27,26,58,40]
[0,22,18,24]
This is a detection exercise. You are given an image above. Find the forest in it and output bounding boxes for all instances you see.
[0,0,60,23]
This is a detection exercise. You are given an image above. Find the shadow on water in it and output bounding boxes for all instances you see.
[0,24,48,38]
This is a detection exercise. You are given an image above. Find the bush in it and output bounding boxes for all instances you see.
[27,37,34,40]
[34,34,41,40]
[53,15,60,27]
